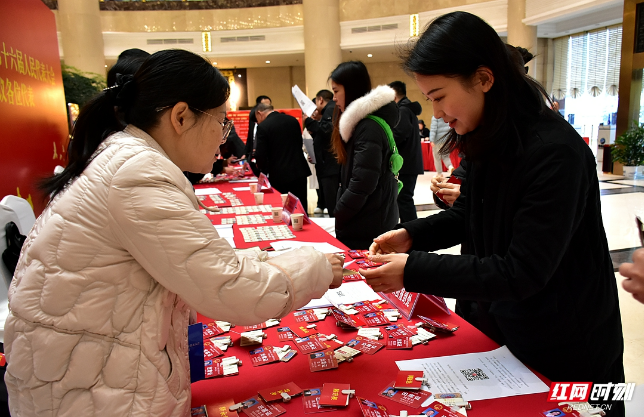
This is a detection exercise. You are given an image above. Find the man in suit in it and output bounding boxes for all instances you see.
[243,95,272,175]
[388,81,424,222]
[255,103,311,210]
[304,90,340,216]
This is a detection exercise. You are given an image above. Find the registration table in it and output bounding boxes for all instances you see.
[190,180,553,417]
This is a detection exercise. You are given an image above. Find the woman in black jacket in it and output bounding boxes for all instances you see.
[362,12,624,415]
[330,61,399,249]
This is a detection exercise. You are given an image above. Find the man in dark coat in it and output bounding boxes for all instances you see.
[243,95,271,176]
[304,90,340,216]
[388,81,424,222]
[255,103,311,209]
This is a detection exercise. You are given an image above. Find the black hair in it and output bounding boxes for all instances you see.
[401,11,553,161]
[316,89,333,102]
[388,81,406,97]
[329,61,372,164]
[106,48,150,87]
[256,103,274,112]
[255,95,271,105]
[418,119,425,127]
[40,49,230,199]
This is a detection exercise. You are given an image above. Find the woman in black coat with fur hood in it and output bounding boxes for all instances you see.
[330,61,400,249]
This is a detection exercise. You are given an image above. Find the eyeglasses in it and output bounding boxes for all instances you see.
[155,105,233,143]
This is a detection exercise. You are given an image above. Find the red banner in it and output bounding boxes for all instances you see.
[0,0,69,215]
[227,108,303,144]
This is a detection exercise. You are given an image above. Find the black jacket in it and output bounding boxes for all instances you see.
[255,111,311,184]
[244,107,259,158]
[335,93,400,249]
[304,101,340,179]
[401,113,623,383]
[392,97,424,175]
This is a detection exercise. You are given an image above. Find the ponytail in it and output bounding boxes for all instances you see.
[39,83,125,198]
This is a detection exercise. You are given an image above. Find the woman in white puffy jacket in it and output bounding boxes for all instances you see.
[4,49,343,417]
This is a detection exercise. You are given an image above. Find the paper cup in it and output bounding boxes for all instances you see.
[271,207,283,223]
[249,183,258,193]
[254,192,264,204]
[281,193,288,205]
[291,213,304,231]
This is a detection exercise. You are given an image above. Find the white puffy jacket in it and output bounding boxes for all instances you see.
[4,125,333,417]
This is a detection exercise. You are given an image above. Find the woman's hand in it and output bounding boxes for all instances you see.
[620,248,644,304]
[431,175,461,206]
[369,229,412,255]
[325,253,344,289]
[430,174,445,194]
[360,253,408,293]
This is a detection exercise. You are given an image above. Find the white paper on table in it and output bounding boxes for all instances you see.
[270,241,344,254]
[194,187,221,195]
[214,224,234,239]
[298,297,334,310]
[303,138,316,164]
[232,187,251,191]
[229,178,258,183]
[292,85,317,117]
[396,345,549,404]
[323,281,383,307]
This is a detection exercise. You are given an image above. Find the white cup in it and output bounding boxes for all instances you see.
[254,192,264,204]
[291,213,304,231]
[271,207,283,223]
[281,193,288,206]
[249,183,258,193]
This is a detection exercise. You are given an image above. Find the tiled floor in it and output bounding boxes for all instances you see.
[308,169,644,387]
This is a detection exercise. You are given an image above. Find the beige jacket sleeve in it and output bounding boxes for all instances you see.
[107,152,333,325]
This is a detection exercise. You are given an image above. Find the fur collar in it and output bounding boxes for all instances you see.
[339,85,396,142]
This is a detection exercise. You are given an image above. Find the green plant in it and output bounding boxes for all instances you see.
[612,123,644,166]
[61,64,106,108]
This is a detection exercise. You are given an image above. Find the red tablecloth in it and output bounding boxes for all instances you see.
[191,181,553,416]
[421,141,462,172]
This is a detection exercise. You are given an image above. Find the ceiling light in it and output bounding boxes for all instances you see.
[266,60,271,64]
[212,61,217,66]
[238,74,242,78]
[367,54,373,58]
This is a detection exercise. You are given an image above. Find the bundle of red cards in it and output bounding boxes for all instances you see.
[378,381,431,408]
[302,388,336,414]
[418,315,459,333]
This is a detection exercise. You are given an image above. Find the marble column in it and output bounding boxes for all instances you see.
[507,0,538,78]
[57,0,105,76]
[303,0,342,97]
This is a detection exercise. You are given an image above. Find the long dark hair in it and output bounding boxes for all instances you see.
[329,61,372,164]
[41,49,230,198]
[401,11,553,161]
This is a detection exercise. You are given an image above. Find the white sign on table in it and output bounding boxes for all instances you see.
[396,345,549,404]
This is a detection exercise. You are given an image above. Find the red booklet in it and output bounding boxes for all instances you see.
[319,383,351,407]
[258,381,303,402]
[393,371,424,390]
[434,175,462,206]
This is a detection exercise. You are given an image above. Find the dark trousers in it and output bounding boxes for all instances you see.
[271,177,308,213]
[316,188,325,209]
[318,174,339,217]
[397,174,418,223]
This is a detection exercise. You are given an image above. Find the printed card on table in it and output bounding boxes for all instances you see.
[387,337,413,350]
[308,351,339,372]
[345,336,384,355]
[418,315,460,333]
[293,309,320,323]
[351,301,377,313]
[258,381,303,402]
[238,396,285,417]
[319,383,351,407]
[294,336,326,354]
[347,249,369,259]
[302,388,336,414]
[319,337,344,352]
[203,340,224,360]
[378,381,431,408]
[356,397,389,417]
[355,259,384,268]
[277,327,296,341]
[204,399,239,417]
[292,324,319,338]
[342,272,363,282]
[248,346,280,366]
[384,324,417,338]
[330,308,365,329]
[362,311,390,326]
[191,406,207,417]
[204,358,223,379]
[421,401,469,417]
[202,322,224,338]
[394,370,425,390]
